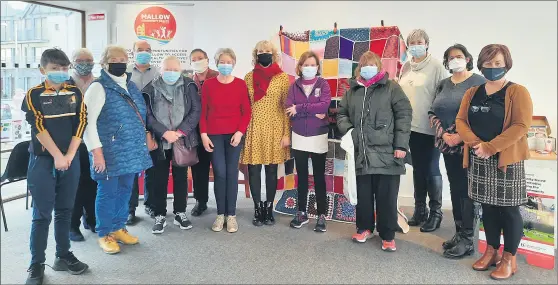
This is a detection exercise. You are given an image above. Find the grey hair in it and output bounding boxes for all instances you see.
[72,48,94,62]
[406,29,430,47]
[99,45,128,65]
[132,40,150,52]
[161,55,181,68]
[214,48,236,65]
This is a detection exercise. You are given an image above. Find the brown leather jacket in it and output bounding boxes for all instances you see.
[456,83,533,171]
[191,69,219,96]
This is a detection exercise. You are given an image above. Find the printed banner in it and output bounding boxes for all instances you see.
[115,4,194,69]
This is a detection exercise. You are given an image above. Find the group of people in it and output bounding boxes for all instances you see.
[21,27,533,285]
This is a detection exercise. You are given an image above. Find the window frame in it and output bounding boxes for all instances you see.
[24,1,86,47]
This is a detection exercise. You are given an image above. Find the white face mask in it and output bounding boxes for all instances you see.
[448,58,467,72]
[191,59,209,74]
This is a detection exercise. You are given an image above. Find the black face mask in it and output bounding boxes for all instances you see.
[257,53,273,67]
[108,63,127,77]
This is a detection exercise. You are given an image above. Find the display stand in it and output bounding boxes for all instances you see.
[477,151,556,270]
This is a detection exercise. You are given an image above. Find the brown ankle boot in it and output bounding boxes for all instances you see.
[490,251,517,280]
[472,246,502,271]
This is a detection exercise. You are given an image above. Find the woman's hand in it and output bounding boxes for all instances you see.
[449,134,462,145]
[92,149,106,173]
[442,133,455,147]
[473,143,491,159]
[285,105,297,117]
[394,150,407,159]
[280,136,290,148]
[201,134,214,152]
[230,131,243,147]
[315,114,326,119]
[54,154,70,171]
[163,131,181,144]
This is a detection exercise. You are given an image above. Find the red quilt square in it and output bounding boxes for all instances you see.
[327,79,338,97]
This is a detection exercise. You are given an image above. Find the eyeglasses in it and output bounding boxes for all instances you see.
[470,105,491,113]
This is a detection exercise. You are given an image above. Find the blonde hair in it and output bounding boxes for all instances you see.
[354,51,383,78]
[214,48,237,65]
[252,40,280,66]
[406,29,430,46]
[100,45,128,65]
[72,48,93,62]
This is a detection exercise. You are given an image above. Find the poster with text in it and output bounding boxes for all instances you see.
[115,4,194,69]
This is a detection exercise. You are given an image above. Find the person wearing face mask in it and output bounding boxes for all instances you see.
[285,51,331,232]
[200,48,251,233]
[241,40,291,227]
[428,44,486,259]
[127,40,160,225]
[456,44,532,280]
[399,29,448,233]
[67,48,99,242]
[337,51,412,252]
[83,45,153,254]
[142,55,200,234]
[188,48,219,217]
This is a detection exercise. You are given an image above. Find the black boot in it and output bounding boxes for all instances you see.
[408,171,428,226]
[252,202,264,227]
[191,201,207,217]
[443,220,462,250]
[420,176,443,232]
[444,197,475,258]
[264,201,275,225]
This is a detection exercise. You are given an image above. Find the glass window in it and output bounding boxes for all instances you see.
[34,18,41,39]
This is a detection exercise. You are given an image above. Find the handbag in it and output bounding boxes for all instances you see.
[168,101,198,167]
[120,93,158,151]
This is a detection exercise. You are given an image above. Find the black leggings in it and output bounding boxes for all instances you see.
[410,131,441,208]
[248,164,278,204]
[293,149,327,215]
[482,204,523,255]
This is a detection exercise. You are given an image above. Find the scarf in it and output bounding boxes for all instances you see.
[253,63,283,102]
[357,70,386,88]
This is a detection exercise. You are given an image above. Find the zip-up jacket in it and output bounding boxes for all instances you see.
[21,82,87,157]
[285,77,331,137]
[336,74,412,176]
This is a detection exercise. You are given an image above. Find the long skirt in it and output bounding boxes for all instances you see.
[468,153,527,207]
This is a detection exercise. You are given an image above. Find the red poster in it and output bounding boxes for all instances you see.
[88,13,105,21]
[134,6,177,45]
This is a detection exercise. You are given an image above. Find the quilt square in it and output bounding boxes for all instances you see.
[370,26,400,40]
[307,191,334,219]
[275,189,298,215]
[332,194,356,222]
[326,79,338,97]
[310,29,337,42]
[333,158,345,176]
[353,41,370,61]
[324,36,340,59]
[338,59,354,79]
[322,59,339,78]
[333,176,344,194]
[280,36,294,57]
[281,53,297,76]
[339,37,354,60]
[282,30,310,41]
[370,39,387,57]
[340,28,370,42]
[337,78,350,97]
[325,158,334,175]
[381,58,399,79]
[325,175,334,193]
[294,40,310,60]
[382,35,399,58]
[310,40,326,60]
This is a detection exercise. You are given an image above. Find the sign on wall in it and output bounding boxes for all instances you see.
[115,4,194,69]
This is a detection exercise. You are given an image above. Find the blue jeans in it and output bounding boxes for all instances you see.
[209,134,243,216]
[28,154,80,265]
[95,173,135,237]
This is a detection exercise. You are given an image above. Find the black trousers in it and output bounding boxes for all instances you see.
[482,204,523,255]
[152,150,188,216]
[356,174,400,241]
[191,143,212,204]
[70,144,97,229]
[248,164,278,204]
[293,149,327,215]
[443,153,468,222]
[129,167,155,213]
[410,131,441,208]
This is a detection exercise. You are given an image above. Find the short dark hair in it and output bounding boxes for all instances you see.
[190,48,208,59]
[443,44,474,73]
[40,48,71,68]
[477,44,513,71]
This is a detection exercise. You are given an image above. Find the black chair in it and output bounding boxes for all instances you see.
[1,141,30,231]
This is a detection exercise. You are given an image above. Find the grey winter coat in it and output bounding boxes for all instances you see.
[336,74,412,176]
[143,75,200,161]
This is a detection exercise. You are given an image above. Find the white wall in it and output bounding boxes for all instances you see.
[45,1,558,207]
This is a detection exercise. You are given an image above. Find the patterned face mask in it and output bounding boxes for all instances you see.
[74,62,95,76]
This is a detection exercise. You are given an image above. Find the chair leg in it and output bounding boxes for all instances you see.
[1,192,7,232]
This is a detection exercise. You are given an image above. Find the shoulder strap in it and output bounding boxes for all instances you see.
[120,93,147,131]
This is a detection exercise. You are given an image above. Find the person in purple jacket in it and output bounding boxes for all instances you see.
[285,51,332,232]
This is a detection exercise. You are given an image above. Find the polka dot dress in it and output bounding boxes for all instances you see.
[241,72,291,165]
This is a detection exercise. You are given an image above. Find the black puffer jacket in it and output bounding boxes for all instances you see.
[336,74,412,175]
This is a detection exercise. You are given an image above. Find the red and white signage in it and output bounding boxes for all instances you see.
[88,13,105,21]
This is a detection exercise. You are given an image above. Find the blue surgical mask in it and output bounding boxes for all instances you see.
[217,64,233,76]
[302,66,318,79]
[46,71,70,84]
[409,45,427,58]
[162,71,181,85]
[360,65,378,80]
[135,52,152,65]
[481,67,506,82]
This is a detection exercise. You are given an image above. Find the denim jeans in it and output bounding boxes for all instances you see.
[95,173,136,237]
[28,154,80,265]
[209,134,243,216]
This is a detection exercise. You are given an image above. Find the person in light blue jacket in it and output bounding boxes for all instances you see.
[83,45,153,255]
